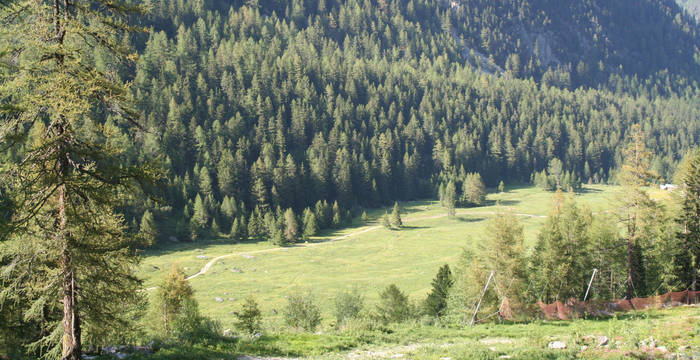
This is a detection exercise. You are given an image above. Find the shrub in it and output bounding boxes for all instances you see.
[333,289,364,324]
[233,296,262,334]
[171,298,221,345]
[375,284,413,324]
[283,293,322,331]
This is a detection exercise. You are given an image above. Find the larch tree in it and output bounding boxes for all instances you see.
[284,208,299,244]
[0,1,157,359]
[390,202,402,228]
[617,124,658,299]
[530,192,593,302]
[302,208,318,240]
[444,181,457,217]
[462,173,486,206]
[157,265,194,336]
[481,210,528,304]
[139,210,158,247]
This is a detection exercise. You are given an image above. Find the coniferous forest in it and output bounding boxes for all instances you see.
[1,0,700,358]
[116,0,699,243]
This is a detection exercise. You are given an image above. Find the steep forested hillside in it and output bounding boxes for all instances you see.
[98,0,700,242]
[5,0,687,243]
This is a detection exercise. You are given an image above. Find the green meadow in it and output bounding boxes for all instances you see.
[138,184,664,328]
[130,184,699,359]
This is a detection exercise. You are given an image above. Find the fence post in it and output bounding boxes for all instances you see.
[584,268,598,301]
[470,270,494,327]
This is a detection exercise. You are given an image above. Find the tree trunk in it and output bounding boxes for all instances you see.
[59,184,82,360]
[626,214,636,300]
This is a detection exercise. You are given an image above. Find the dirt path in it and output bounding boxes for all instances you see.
[145,209,544,290]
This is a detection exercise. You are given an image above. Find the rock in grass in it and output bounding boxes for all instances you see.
[548,341,567,349]
[598,336,609,347]
[215,297,224,302]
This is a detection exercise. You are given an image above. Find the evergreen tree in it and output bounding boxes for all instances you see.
[302,208,318,240]
[462,173,486,206]
[482,210,528,304]
[139,210,158,246]
[444,181,457,217]
[390,202,403,228]
[230,217,242,242]
[424,264,453,318]
[0,1,155,358]
[248,208,266,242]
[675,149,700,293]
[589,215,626,300]
[332,201,342,228]
[233,296,262,334]
[382,213,392,229]
[284,208,299,244]
[530,192,593,302]
[617,125,658,298]
[190,194,209,241]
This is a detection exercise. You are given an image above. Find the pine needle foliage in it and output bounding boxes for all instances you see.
[423,264,453,319]
[0,1,159,358]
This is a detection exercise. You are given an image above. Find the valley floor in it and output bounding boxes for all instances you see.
[133,185,696,359]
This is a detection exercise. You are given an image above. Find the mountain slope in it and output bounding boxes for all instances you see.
[448,0,700,86]
[105,0,700,243]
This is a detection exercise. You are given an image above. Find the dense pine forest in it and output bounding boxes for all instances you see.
[116,0,700,243]
[1,0,700,358]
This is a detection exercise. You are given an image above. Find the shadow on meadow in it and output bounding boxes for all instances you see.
[483,199,520,207]
[453,216,487,223]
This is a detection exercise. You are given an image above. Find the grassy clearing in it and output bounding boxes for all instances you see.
[132,184,698,359]
[139,185,627,328]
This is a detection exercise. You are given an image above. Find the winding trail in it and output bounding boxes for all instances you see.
[144,210,545,291]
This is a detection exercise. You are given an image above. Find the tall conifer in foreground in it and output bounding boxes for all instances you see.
[0,1,156,358]
[676,150,700,293]
[617,124,658,299]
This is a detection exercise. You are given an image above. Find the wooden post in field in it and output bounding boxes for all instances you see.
[470,270,494,327]
[584,268,598,301]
